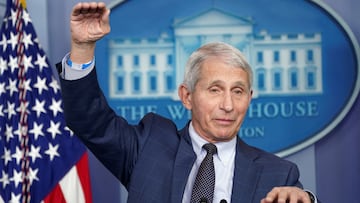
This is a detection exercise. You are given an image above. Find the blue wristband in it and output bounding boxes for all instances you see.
[66,57,94,70]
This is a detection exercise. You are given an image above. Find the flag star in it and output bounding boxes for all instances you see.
[8,55,18,73]
[33,76,48,95]
[4,124,14,142]
[9,9,18,27]
[27,167,39,185]
[3,17,9,31]
[5,101,16,119]
[0,57,7,75]
[0,170,10,188]
[0,82,6,96]
[7,31,18,51]
[10,169,23,188]
[45,143,60,161]
[1,147,12,166]
[49,78,60,94]
[47,121,61,139]
[29,122,44,140]
[29,145,42,163]
[13,124,22,142]
[22,31,33,50]
[7,78,18,96]
[9,191,21,203]
[49,98,63,117]
[16,100,29,115]
[33,37,41,47]
[23,54,34,72]
[21,78,32,92]
[2,16,8,27]
[12,147,23,165]
[32,99,46,117]
[22,10,32,25]
[35,53,48,72]
[0,34,7,52]
[0,104,4,117]
[64,126,74,137]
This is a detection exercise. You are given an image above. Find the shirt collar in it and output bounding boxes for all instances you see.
[189,121,237,166]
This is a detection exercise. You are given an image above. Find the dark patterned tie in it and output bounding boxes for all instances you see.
[191,143,218,203]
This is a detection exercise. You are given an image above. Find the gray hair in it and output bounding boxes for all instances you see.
[182,42,253,92]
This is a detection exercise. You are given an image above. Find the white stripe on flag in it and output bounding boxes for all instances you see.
[59,165,86,203]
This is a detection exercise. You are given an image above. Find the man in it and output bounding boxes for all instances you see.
[58,2,318,203]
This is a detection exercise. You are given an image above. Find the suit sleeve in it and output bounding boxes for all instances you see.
[286,163,303,188]
[59,66,149,186]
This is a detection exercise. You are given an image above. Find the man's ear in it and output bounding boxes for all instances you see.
[247,89,253,105]
[178,84,192,110]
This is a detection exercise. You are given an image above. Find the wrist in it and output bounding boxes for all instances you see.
[66,55,94,70]
[70,40,95,63]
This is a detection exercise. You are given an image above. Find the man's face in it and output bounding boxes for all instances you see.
[179,57,252,143]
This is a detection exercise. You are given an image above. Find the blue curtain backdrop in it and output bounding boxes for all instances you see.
[17,0,360,203]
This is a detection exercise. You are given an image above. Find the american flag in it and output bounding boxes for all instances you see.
[0,0,92,202]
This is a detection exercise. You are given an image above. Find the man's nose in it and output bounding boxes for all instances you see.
[220,92,234,112]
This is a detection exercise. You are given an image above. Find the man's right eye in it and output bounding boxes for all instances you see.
[209,87,221,93]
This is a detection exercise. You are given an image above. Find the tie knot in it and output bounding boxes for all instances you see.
[203,143,217,155]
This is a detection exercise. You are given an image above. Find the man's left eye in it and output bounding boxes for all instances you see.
[233,89,243,95]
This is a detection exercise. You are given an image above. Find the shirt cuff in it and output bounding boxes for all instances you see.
[60,52,95,80]
[305,190,318,203]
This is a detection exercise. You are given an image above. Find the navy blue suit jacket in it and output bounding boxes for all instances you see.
[59,68,303,203]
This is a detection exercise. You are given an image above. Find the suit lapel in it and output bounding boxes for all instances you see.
[231,138,263,203]
[170,125,196,203]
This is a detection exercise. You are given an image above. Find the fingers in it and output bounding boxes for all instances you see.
[101,5,111,25]
[72,2,107,17]
[261,187,311,203]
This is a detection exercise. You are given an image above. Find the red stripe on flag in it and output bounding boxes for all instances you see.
[43,184,66,203]
[76,153,93,203]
